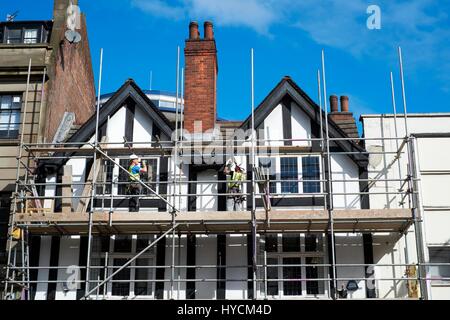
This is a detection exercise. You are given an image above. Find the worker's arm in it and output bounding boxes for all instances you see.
[139,160,147,173]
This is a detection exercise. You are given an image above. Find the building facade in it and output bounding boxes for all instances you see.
[2,21,445,301]
[0,0,95,281]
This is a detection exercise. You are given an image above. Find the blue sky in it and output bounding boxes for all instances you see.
[2,0,450,132]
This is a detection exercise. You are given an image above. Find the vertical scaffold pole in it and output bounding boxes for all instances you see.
[85,48,103,298]
[250,48,257,299]
[398,47,429,300]
[322,50,338,299]
[4,58,32,299]
[171,46,180,299]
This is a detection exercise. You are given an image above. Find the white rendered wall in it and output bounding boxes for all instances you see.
[335,233,366,298]
[263,104,284,147]
[291,102,311,147]
[196,235,217,299]
[196,170,218,211]
[66,159,86,209]
[106,107,126,148]
[330,154,361,209]
[35,236,52,300]
[133,107,153,147]
[55,236,80,300]
[226,234,248,299]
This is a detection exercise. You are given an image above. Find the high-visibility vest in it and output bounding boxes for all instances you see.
[129,164,141,182]
[228,171,243,189]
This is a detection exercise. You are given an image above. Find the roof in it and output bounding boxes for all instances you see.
[68,79,174,144]
[239,76,367,166]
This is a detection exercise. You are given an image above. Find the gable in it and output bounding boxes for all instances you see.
[67,79,174,145]
[240,76,368,167]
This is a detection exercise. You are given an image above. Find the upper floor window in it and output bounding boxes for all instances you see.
[0,94,21,139]
[302,157,320,193]
[429,247,450,283]
[280,157,298,193]
[2,24,48,44]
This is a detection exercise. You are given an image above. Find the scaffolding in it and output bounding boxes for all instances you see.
[1,47,446,301]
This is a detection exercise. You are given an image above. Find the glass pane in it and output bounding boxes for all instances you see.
[1,96,12,109]
[302,157,320,193]
[118,159,130,195]
[282,234,300,252]
[280,158,298,193]
[89,258,106,292]
[7,28,22,43]
[12,96,22,109]
[306,257,325,295]
[305,234,323,252]
[266,257,278,296]
[112,258,130,296]
[24,29,38,44]
[9,111,20,130]
[283,257,302,296]
[258,158,276,194]
[136,235,155,253]
[114,235,132,253]
[141,158,158,195]
[265,234,278,252]
[429,247,450,278]
[134,258,153,296]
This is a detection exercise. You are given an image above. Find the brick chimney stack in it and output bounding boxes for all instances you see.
[328,95,359,138]
[184,21,218,134]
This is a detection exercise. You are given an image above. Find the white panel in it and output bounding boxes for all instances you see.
[35,236,52,300]
[264,104,283,147]
[106,107,126,147]
[226,234,247,299]
[196,170,218,211]
[133,107,153,147]
[335,234,366,299]
[291,103,311,147]
[44,175,56,209]
[55,236,80,300]
[196,235,217,299]
[424,211,450,245]
[66,158,86,209]
[421,176,450,207]
[417,138,450,171]
[331,154,361,209]
[430,286,450,300]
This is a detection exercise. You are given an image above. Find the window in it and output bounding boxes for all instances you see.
[283,257,302,295]
[118,158,158,195]
[302,157,320,193]
[6,28,22,44]
[23,29,38,44]
[282,234,300,252]
[259,158,276,194]
[280,157,298,193]
[263,233,326,298]
[0,94,21,139]
[89,235,156,299]
[429,247,450,281]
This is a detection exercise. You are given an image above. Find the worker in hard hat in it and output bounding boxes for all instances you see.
[128,154,147,212]
[225,162,245,211]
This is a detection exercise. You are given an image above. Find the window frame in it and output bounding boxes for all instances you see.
[0,93,22,139]
[90,235,156,299]
[262,233,328,299]
[428,246,450,286]
[4,25,43,44]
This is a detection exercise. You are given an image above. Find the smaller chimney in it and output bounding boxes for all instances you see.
[204,21,214,40]
[189,21,199,40]
[340,95,349,112]
[328,95,359,139]
[330,95,339,113]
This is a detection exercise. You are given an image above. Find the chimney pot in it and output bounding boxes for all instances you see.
[330,95,339,113]
[204,21,214,40]
[189,21,199,40]
[340,96,349,112]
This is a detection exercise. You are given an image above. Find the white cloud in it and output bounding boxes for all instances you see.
[131,0,450,90]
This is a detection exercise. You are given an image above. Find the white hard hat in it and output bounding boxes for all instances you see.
[129,154,139,160]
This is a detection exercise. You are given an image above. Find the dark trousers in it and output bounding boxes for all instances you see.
[128,182,142,212]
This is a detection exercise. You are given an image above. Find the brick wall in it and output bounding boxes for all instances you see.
[184,22,217,133]
[44,1,95,142]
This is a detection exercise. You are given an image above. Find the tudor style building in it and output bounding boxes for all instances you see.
[5,21,421,300]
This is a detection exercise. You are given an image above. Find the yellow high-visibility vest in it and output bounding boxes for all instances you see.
[228,171,244,189]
